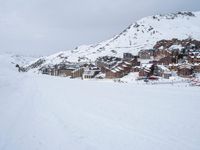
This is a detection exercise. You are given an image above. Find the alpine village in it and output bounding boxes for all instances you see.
[20,38,200,85]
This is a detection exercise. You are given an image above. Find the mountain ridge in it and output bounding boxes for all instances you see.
[25,11,200,71]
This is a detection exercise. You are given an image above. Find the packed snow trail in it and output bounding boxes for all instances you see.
[0,54,200,150]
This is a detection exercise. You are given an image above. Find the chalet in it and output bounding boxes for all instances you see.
[154,49,171,60]
[177,64,193,78]
[106,65,129,79]
[157,56,174,65]
[82,66,100,79]
[139,68,151,77]
[139,64,152,77]
[95,56,121,73]
[41,64,84,78]
[154,65,172,79]
[138,63,172,79]
[168,64,179,71]
[119,62,132,74]
[106,68,124,79]
[40,65,59,76]
[40,66,50,75]
[138,50,152,59]
[71,68,84,78]
[123,53,134,60]
[128,57,140,67]
[188,55,200,64]
[105,60,133,79]
[58,69,73,77]
[41,68,49,74]
[132,66,140,72]
[193,64,200,73]
[82,70,98,79]
[99,66,110,74]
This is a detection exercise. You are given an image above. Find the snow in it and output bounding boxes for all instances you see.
[120,72,139,83]
[1,54,200,150]
[169,45,184,50]
[27,11,200,71]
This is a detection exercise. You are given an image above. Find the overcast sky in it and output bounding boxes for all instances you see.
[0,0,199,56]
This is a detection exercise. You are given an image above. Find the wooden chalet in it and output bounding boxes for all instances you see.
[71,68,84,78]
[139,65,152,77]
[138,50,152,59]
[157,56,175,65]
[106,68,124,79]
[168,64,179,71]
[41,64,84,78]
[58,69,74,77]
[193,64,200,73]
[105,61,133,79]
[177,64,193,78]
[123,53,134,60]
[154,65,172,79]
[188,55,200,64]
[154,49,171,60]
[132,66,140,72]
[40,65,59,76]
[82,66,101,79]
[95,56,121,73]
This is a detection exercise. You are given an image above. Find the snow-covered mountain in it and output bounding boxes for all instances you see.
[1,52,200,150]
[26,11,200,70]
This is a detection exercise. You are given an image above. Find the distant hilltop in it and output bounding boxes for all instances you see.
[24,11,200,73]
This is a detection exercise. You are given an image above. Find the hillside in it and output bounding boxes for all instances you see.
[24,11,200,71]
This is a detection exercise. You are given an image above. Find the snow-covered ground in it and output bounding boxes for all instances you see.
[120,73,193,86]
[0,53,200,150]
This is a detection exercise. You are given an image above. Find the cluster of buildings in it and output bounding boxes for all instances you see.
[40,63,101,79]
[40,53,140,80]
[40,38,200,81]
[95,54,140,79]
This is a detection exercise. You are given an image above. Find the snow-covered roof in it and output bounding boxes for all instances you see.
[122,64,128,67]
[124,61,132,65]
[111,69,117,73]
[117,67,124,71]
[114,68,120,72]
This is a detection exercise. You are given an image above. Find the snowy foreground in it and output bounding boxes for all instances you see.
[0,54,200,150]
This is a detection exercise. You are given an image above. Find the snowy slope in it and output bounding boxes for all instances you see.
[25,11,200,70]
[1,54,200,150]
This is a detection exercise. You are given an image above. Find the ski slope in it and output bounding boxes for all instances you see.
[0,53,200,150]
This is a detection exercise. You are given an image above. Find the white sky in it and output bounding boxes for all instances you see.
[0,0,199,56]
